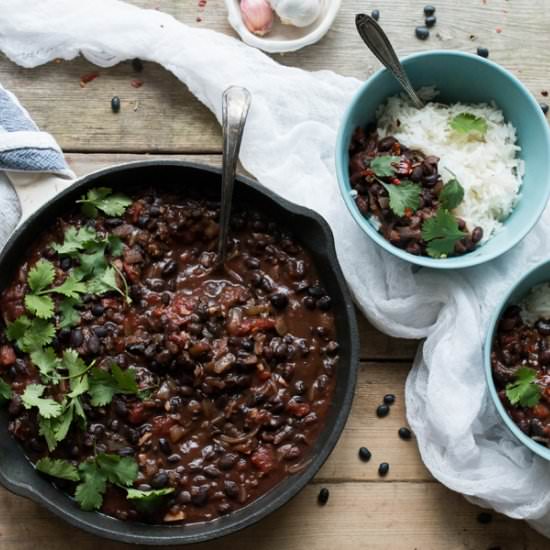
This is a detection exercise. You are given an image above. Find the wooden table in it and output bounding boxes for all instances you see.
[1,1,549,548]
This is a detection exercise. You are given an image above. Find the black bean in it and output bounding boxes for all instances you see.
[117,446,134,457]
[308,285,324,298]
[114,399,128,417]
[471,227,483,244]
[358,447,371,462]
[411,165,424,182]
[151,471,169,489]
[425,15,436,27]
[126,342,145,355]
[58,327,71,342]
[105,217,123,227]
[371,9,380,21]
[541,103,549,116]
[398,427,412,440]
[317,296,332,311]
[378,462,390,476]
[70,329,83,348]
[383,394,395,405]
[271,292,289,309]
[60,257,72,271]
[111,96,121,113]
[219,453,238,470]
[415,26,430,40]
[191,485,210,506]
[536,320,550,335]
[423,4,435,15]
[223,480,239,499]
[162,259,177,276]
[378,136,397,152]
[477,47,489,58]
[245,257,260,269]
[158,437,172,455]
[91,303,104,317]
[317,487,330,505]
[376,404,390,417]
[137,215,150,228]
[204,464,221,478]
[94,326,108,338]
[303,296,316,310]
[161,292,171,305]
[87,334,100,354]
[477,512,492,524]
[294,380,306,395]
[177,490,191,504]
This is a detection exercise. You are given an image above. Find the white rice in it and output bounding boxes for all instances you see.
[520,283,550,326]
[376,88,524,241]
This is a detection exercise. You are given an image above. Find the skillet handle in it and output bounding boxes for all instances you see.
[9,172,75,227]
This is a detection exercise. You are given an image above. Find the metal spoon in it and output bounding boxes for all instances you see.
[355,14,424,109]
[217,86,252,265]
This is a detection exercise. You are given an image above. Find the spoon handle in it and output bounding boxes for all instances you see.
[355,14,424,109]
[218,86,252,264]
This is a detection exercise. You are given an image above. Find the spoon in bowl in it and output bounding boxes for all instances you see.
[355,14,424,109]
[217,85,252,265]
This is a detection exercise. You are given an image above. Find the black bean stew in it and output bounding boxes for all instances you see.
[492,304,550,444]
[0,187,339,524]
[348,127,484,257]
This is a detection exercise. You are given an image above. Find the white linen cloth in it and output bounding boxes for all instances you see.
[2,0,550,537]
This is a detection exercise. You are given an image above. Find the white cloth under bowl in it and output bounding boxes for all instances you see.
[1,0,550,538]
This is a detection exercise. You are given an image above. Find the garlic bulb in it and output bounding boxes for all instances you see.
[268,0,322,27]
[240,0,274,36]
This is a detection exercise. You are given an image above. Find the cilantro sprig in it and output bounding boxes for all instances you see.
[421,209,467,258]
[88,363,140,406]
[36,453,139,511]
[505,367,541,408]
[77,187,132,218]
[439,178,465,211]
[370,155,400,178]
[450,113,488,138]
[381,180,422,217]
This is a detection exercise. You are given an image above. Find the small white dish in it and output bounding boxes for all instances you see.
[225,0,342,54]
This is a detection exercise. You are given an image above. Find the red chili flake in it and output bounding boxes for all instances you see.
[542,90,549,97]
[198,0,207,6]
[404,208,413,218]
[131,79,144,89]
[79,71,99,87]
[496,27,502,33]
[392,178,401,185]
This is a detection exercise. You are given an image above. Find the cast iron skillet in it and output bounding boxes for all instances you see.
[0,160,359,545]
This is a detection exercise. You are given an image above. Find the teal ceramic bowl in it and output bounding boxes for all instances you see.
[484,259,550,460]
[335,50,550,269]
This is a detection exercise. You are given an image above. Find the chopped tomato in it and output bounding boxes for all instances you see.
[230,318,276,336]
[151,415,176,436]
[251,445,275,473]
[0,345,16,367]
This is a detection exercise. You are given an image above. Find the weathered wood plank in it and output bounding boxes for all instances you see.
[1,0,548,152]
[0,481,546,549]
[64,152,419,362]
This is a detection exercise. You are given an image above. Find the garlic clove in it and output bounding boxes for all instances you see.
[268,0,322,28]
[240,0,274,36]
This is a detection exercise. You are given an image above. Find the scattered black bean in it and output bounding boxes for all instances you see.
[111,96,121,113]
[317,487,330,505]
[383,394,395,405]
[371,9,380,21]
[358,447,372,462]
[423,5,435,16]
[477,47,489,58]
[70,329,83,348]
[477,512,493,524]
[376,404,390,418]
[317,296,332,311]
[425,15,436,27]
[151,471,169,489]
[91,303,104,317]
[378,462,390,476]
[541,103,549,116]
[271,292,289,309]
[398,427,412,440]
[415,26,430,40]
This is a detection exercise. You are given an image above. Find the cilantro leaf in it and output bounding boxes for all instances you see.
[49,273,87,300]
[19,319,56,353]
[24,293,55,319]
[450,113,488,137]
[370,155,400,178]
[439,178,465,210]
[88,364,139,407]
[30,347,59,380]
[0,377,12,404]
[50,405,75,442]
[28,260,55,292]
[76,245,108,279]
[59,298,81,328]
[52,226,98,256]
[38,416,58,452]
[95,454,138,487]
[421,209,466,258]
[126,487,174,500]
[77,187,132,218]
[36,458,80,481]
[382,181,421,217]
[108,235,124,257]
[21,384,63,418]
[5,315,31,342]
[75,462,106,511]
[505,367,541,407]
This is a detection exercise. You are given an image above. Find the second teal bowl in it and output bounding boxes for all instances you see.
[335,50,550,269]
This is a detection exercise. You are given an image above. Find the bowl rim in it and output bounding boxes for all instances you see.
[225,0,342,53]
[484,258,550,461]
[0,160,360,544]
[335,49,550,270]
